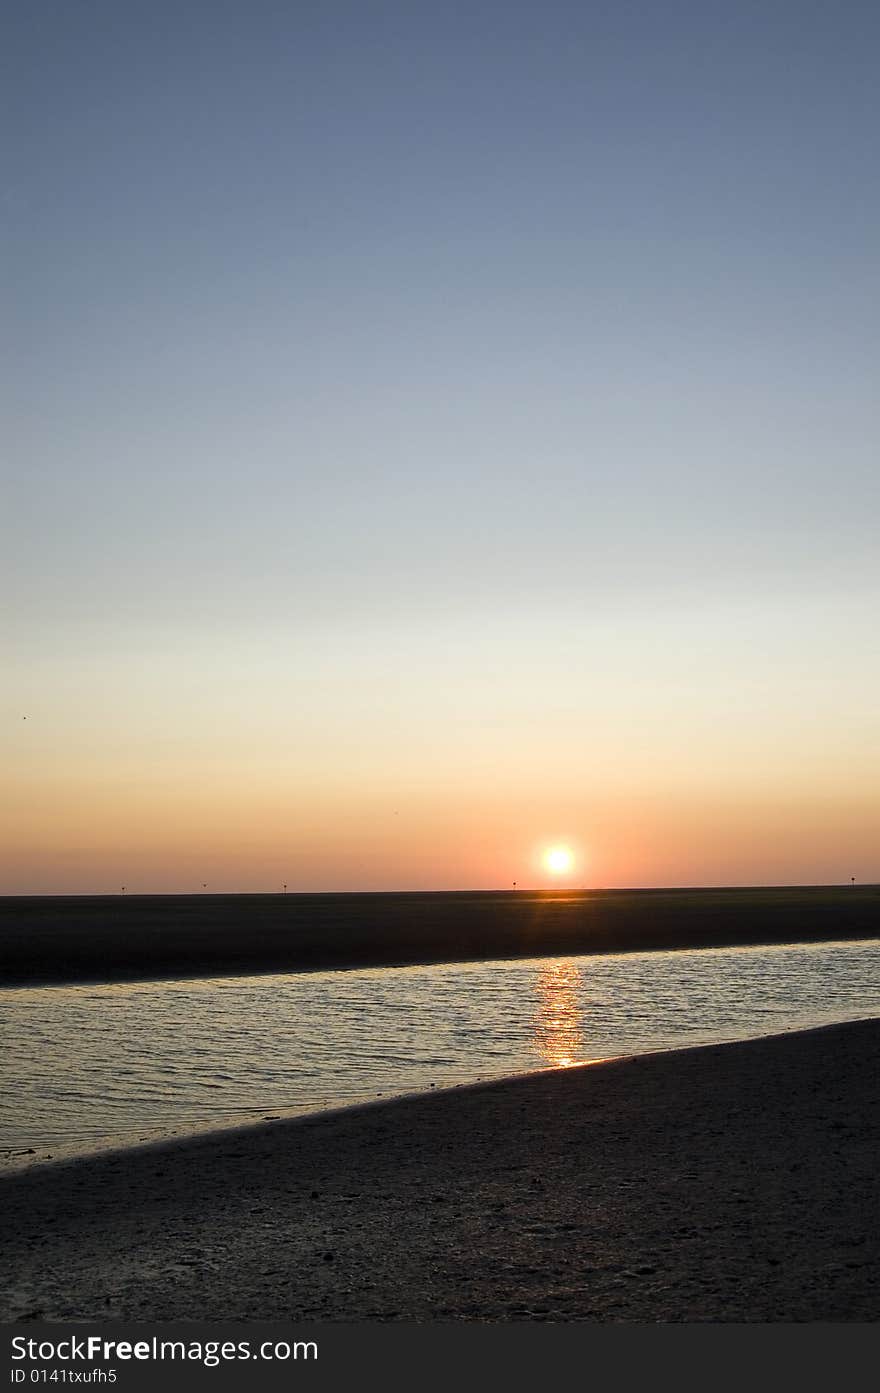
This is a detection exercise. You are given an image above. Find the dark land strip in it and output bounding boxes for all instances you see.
[2,885,878,987]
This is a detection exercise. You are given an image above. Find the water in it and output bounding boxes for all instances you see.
[2,938,879,1166]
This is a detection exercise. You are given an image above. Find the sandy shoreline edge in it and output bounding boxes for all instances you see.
[3,1017,879,1322]
[1,1014,873,1179]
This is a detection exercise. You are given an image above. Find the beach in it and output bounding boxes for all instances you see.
[2,1017,878,1322]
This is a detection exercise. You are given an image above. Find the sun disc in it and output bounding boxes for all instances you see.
[544,845,574,874]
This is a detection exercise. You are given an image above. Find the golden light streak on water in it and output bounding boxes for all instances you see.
[534,960,586,1068]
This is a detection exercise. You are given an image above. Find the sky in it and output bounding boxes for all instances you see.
[3,0,878,893]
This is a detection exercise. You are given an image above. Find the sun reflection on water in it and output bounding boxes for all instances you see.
[4,940,880,1162]
[534,960,586,1068]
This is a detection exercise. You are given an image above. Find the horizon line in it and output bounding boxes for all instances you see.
[1,880,875,901]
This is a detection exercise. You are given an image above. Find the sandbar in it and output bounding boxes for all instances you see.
[2,885,878,986]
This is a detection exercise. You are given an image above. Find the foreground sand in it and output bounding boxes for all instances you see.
[2,1019,878,1322]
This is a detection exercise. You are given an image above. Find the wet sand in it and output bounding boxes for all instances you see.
[2,1018,878,1323]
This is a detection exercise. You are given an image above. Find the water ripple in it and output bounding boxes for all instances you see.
[2,939,879,1155]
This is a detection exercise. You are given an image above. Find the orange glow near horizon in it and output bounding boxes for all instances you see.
[3,666,880,897]
[2,768,879,894]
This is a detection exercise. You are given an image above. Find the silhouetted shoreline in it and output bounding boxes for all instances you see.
[2,1018,877,1321]
[2,885,878,987]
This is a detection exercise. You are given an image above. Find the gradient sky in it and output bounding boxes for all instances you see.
[4,0,879,893]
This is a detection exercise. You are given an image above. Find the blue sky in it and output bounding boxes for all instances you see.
[4,2,878,890]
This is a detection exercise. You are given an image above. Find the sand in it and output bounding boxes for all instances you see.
[2,1018,878,1323]
[3,886,878,985]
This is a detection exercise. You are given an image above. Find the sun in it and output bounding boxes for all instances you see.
[544,845,574,875]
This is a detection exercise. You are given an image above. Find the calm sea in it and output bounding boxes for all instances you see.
[3,937,879,1168]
